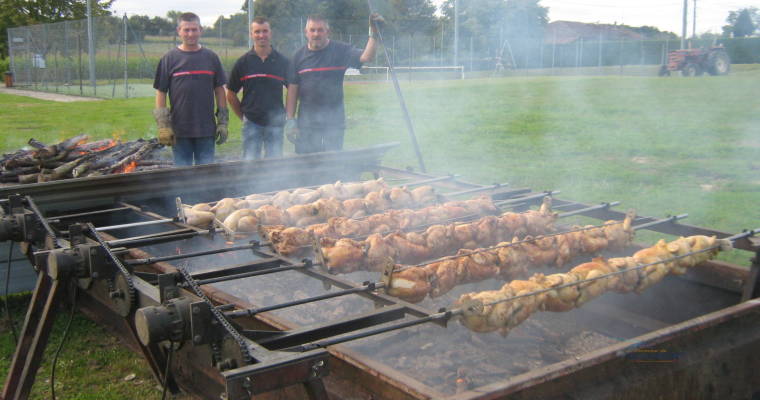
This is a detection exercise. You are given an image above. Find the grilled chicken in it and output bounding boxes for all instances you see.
[454,235,731,336]
[183,207,215,227]
[210,198,238,222]
[223,209,258,232]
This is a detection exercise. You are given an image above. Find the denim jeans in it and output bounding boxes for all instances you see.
[294,125,344,154]
[173,136,215,166]
[242,117,284,160]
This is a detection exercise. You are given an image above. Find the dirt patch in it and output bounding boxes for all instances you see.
[631,156,651,164]
[0,87,101,102]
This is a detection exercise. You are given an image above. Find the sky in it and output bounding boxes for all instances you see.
[109,0,755,35]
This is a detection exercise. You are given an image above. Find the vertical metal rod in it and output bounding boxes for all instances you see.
[247,0,254,49]
[123,14,128,98]
[681,0,688,49]
[453,0,459,66]
[367,0,426,173]
[86,0,97,94]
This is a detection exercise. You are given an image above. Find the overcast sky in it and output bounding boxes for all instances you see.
[110,0,754,35]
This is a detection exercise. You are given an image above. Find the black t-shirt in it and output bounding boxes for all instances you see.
[289,40,363,129]
[227,49,289,127]
[153,47,227,138]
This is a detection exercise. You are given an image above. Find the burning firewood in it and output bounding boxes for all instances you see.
[454,235,732,336]
[0,136,169,184]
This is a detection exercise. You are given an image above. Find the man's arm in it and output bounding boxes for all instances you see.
[155,90,167,108]
[359,37,377,64]
[215,86,227,110]
[285,84,299,119]
[226,87,243,120]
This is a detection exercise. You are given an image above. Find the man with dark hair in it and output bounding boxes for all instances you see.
[226,17,289,160]
[285,13,382,154]
[153,12,228,166]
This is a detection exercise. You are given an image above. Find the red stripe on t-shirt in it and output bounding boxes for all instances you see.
[298,66,347,74]
[240,74,285,82]
[172,70,215,77]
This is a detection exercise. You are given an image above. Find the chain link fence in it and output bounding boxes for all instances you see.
[8,15,753,99]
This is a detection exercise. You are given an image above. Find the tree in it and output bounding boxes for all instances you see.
[0,0,113,58]
[722,7,758,38]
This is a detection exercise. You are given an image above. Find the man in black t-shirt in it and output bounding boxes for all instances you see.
[285,14,381,154]
[153,12,228,166]
[227,17,289,160]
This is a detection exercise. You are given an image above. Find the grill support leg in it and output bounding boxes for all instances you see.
[1,273,62,400]
[741,249,760,302]
[303,378,329,400]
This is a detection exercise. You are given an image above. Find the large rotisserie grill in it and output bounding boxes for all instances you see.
[1,144,759,400]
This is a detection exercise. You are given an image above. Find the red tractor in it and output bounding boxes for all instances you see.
[658,46,731,77]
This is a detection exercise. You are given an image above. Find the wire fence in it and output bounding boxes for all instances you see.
[7,15,757,99]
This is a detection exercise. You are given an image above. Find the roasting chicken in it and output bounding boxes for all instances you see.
[454,235,732,336]
[265,195,502,258]
[378,212,637,303]
[183,207,215,227]
[223,209,258,232]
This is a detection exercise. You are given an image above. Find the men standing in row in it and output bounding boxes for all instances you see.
[285,14,382,154]
[153,12,228,166]
[227,17,290,160]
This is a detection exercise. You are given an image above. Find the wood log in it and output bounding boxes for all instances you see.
[51,155,94,180]
[18,173,40,184]
[55,134,90,151]
[108,140,159,173]
[72,162,93,178]
[27,138,48,150]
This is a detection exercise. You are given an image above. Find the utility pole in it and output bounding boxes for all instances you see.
[681,0,688,49]
[453,0,459,66]
[692,0,697,39]
[247,0,254,48]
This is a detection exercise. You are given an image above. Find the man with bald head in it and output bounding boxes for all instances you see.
[285,14,383,154]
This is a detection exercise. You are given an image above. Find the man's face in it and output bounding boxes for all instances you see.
[177,20,202,48]
[251,22,271,48]
[305,20,330,50]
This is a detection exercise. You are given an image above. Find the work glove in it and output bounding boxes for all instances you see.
[369,13,385,38]
[285,118,299,145]
[152,108,174,147]
[215,108,229,145]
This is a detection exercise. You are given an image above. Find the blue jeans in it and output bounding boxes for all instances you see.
[242,117,283,160]
[173,137,215,166]
[294,125,344,154]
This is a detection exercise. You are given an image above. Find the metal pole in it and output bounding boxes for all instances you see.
[367,0,426,173]
[453,0,459,66]
[247,0,254,49]
[681,0,688,49]
[86,0,96,95]
[692,0,697,39]
[123,14,128,98]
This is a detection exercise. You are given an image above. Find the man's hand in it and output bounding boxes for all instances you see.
[215,108,229,145]
[285,119,299,144]
[369,13,385,38]
[152,108,174,146]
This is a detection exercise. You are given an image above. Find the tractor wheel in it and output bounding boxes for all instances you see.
[658,65,670,77]
[706,51,730,76]
[681,63,700,77]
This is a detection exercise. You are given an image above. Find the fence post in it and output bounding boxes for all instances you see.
[597,30,603,68]
[124,14,128,98]
[551,31,556,70]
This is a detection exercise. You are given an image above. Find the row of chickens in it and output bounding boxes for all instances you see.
[261,195,503,256]
[319,197,559,274]
[385,211,636,303]
[182,183,440,231]
[454,234,732,336]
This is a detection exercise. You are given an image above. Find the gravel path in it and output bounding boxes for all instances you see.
[0,87,102,102]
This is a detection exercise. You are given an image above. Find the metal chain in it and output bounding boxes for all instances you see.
[85,223,136,306]
[175,262,254,364]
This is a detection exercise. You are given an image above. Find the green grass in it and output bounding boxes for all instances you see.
[1,68,759,397]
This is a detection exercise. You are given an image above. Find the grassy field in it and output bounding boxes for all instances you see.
[1,67,760,398]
